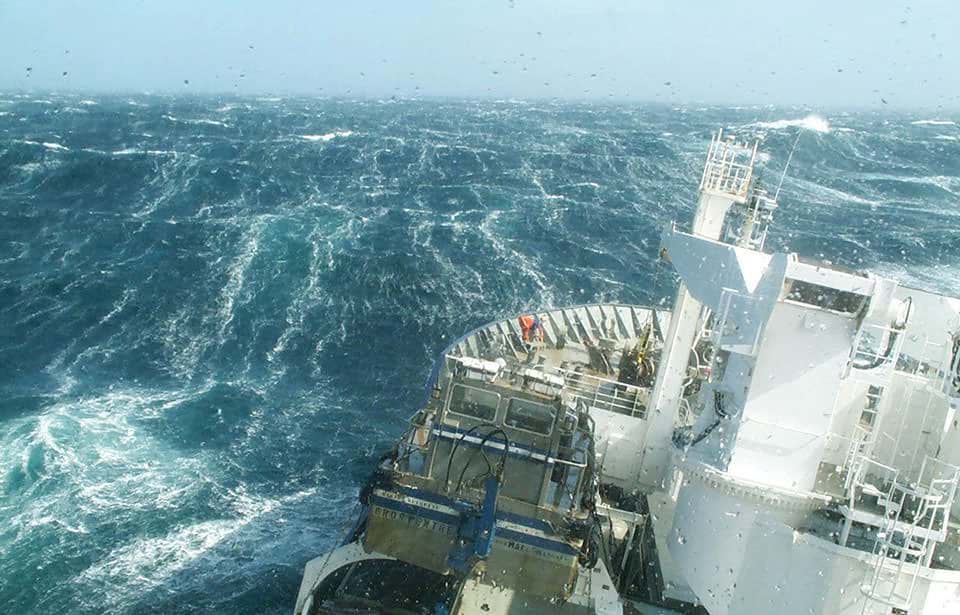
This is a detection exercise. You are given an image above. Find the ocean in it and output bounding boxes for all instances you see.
[0,94,958,613]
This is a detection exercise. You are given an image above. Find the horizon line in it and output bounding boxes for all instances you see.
[2,87,959,115]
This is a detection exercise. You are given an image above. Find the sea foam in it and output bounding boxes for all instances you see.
[299,131,354,142]
[755,115,830,133]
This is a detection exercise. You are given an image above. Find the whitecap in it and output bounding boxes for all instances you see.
[191,118,229,127]
[111,148,178,156]
[42,142,69,151]
[754,114,830,133]
[300,131,354,142]
[79,99,98,106]
[13,162,44,173]
[162,114,229,128]
[911,119,956,126]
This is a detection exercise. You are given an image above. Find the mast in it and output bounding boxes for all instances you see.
[637,131,760,488]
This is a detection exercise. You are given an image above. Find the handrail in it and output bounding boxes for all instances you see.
[419,303,666,409]
[556,367,649,418]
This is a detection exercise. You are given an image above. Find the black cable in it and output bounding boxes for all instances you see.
[689,390,727,448]
[454,430,499,493]
[443,423,511,492]
[443,422,498,491]
[453,428,510,494]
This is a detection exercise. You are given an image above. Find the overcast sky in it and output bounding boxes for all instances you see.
[1,0,957,108]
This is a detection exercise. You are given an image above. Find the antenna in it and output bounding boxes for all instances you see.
[773,129,802,201]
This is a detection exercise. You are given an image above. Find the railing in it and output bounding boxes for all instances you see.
[858,457,960,612]
[850,322,905,384]
[842,424,877,492]
[437,353,651,418]
[698,129,758,202]
[555,367,649,418]
[897,336,951,391]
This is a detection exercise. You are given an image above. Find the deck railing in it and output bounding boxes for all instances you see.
[554,367,649,418]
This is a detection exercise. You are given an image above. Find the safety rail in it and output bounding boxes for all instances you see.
[897,336,951,391]
[842,424,879,492]
[839,457,898,549]
[436,353,651,418]
[698,129,758,202]
[544,445,590,509]
[555,367,649,418]
[850,321,906,385]
[856,457,960,613]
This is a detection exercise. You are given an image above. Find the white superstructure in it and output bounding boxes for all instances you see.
[294,131,960,615]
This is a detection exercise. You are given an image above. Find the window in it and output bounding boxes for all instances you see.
[504,398,555,435]
[784,279,867,314]
[448,384,499,421]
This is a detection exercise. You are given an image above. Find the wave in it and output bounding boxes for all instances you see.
[162,114,230,128]
[911,119,956,126]
[754,114,830,133]
[299,131,354,142]
[110,148,179,156]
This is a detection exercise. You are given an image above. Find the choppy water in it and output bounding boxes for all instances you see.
[0,94,958,613]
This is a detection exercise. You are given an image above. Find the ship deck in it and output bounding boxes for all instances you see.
[441,303,673,418]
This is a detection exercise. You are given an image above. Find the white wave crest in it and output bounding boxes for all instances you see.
[300,131,353,142]
[111,148,178,156]
[162,114,229,128]
[15,139,68,151]
[755,114,830,133]
[911,119,956,126]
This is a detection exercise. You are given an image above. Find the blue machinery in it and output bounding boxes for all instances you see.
[447,474,501,574]
[433,474,501,614]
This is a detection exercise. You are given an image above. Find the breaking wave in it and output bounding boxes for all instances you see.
[299,131,354,142]
[754,114,831,133]
[911,119,957,126]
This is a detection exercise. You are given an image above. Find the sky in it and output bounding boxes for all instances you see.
[1,0,958,109]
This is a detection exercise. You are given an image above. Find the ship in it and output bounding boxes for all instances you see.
[294,131,960,614]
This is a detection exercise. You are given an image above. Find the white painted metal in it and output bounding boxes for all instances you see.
[639,134,763,489]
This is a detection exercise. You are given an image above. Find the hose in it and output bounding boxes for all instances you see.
[689,390,728,448]
[443,423,510,493]
[453,428,510,494]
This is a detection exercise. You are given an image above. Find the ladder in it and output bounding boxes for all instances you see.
[859,458,960,613]
[842,385,886,493]
[841,320,907,489]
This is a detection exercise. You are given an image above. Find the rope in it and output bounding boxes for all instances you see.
[774,129,803,201]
